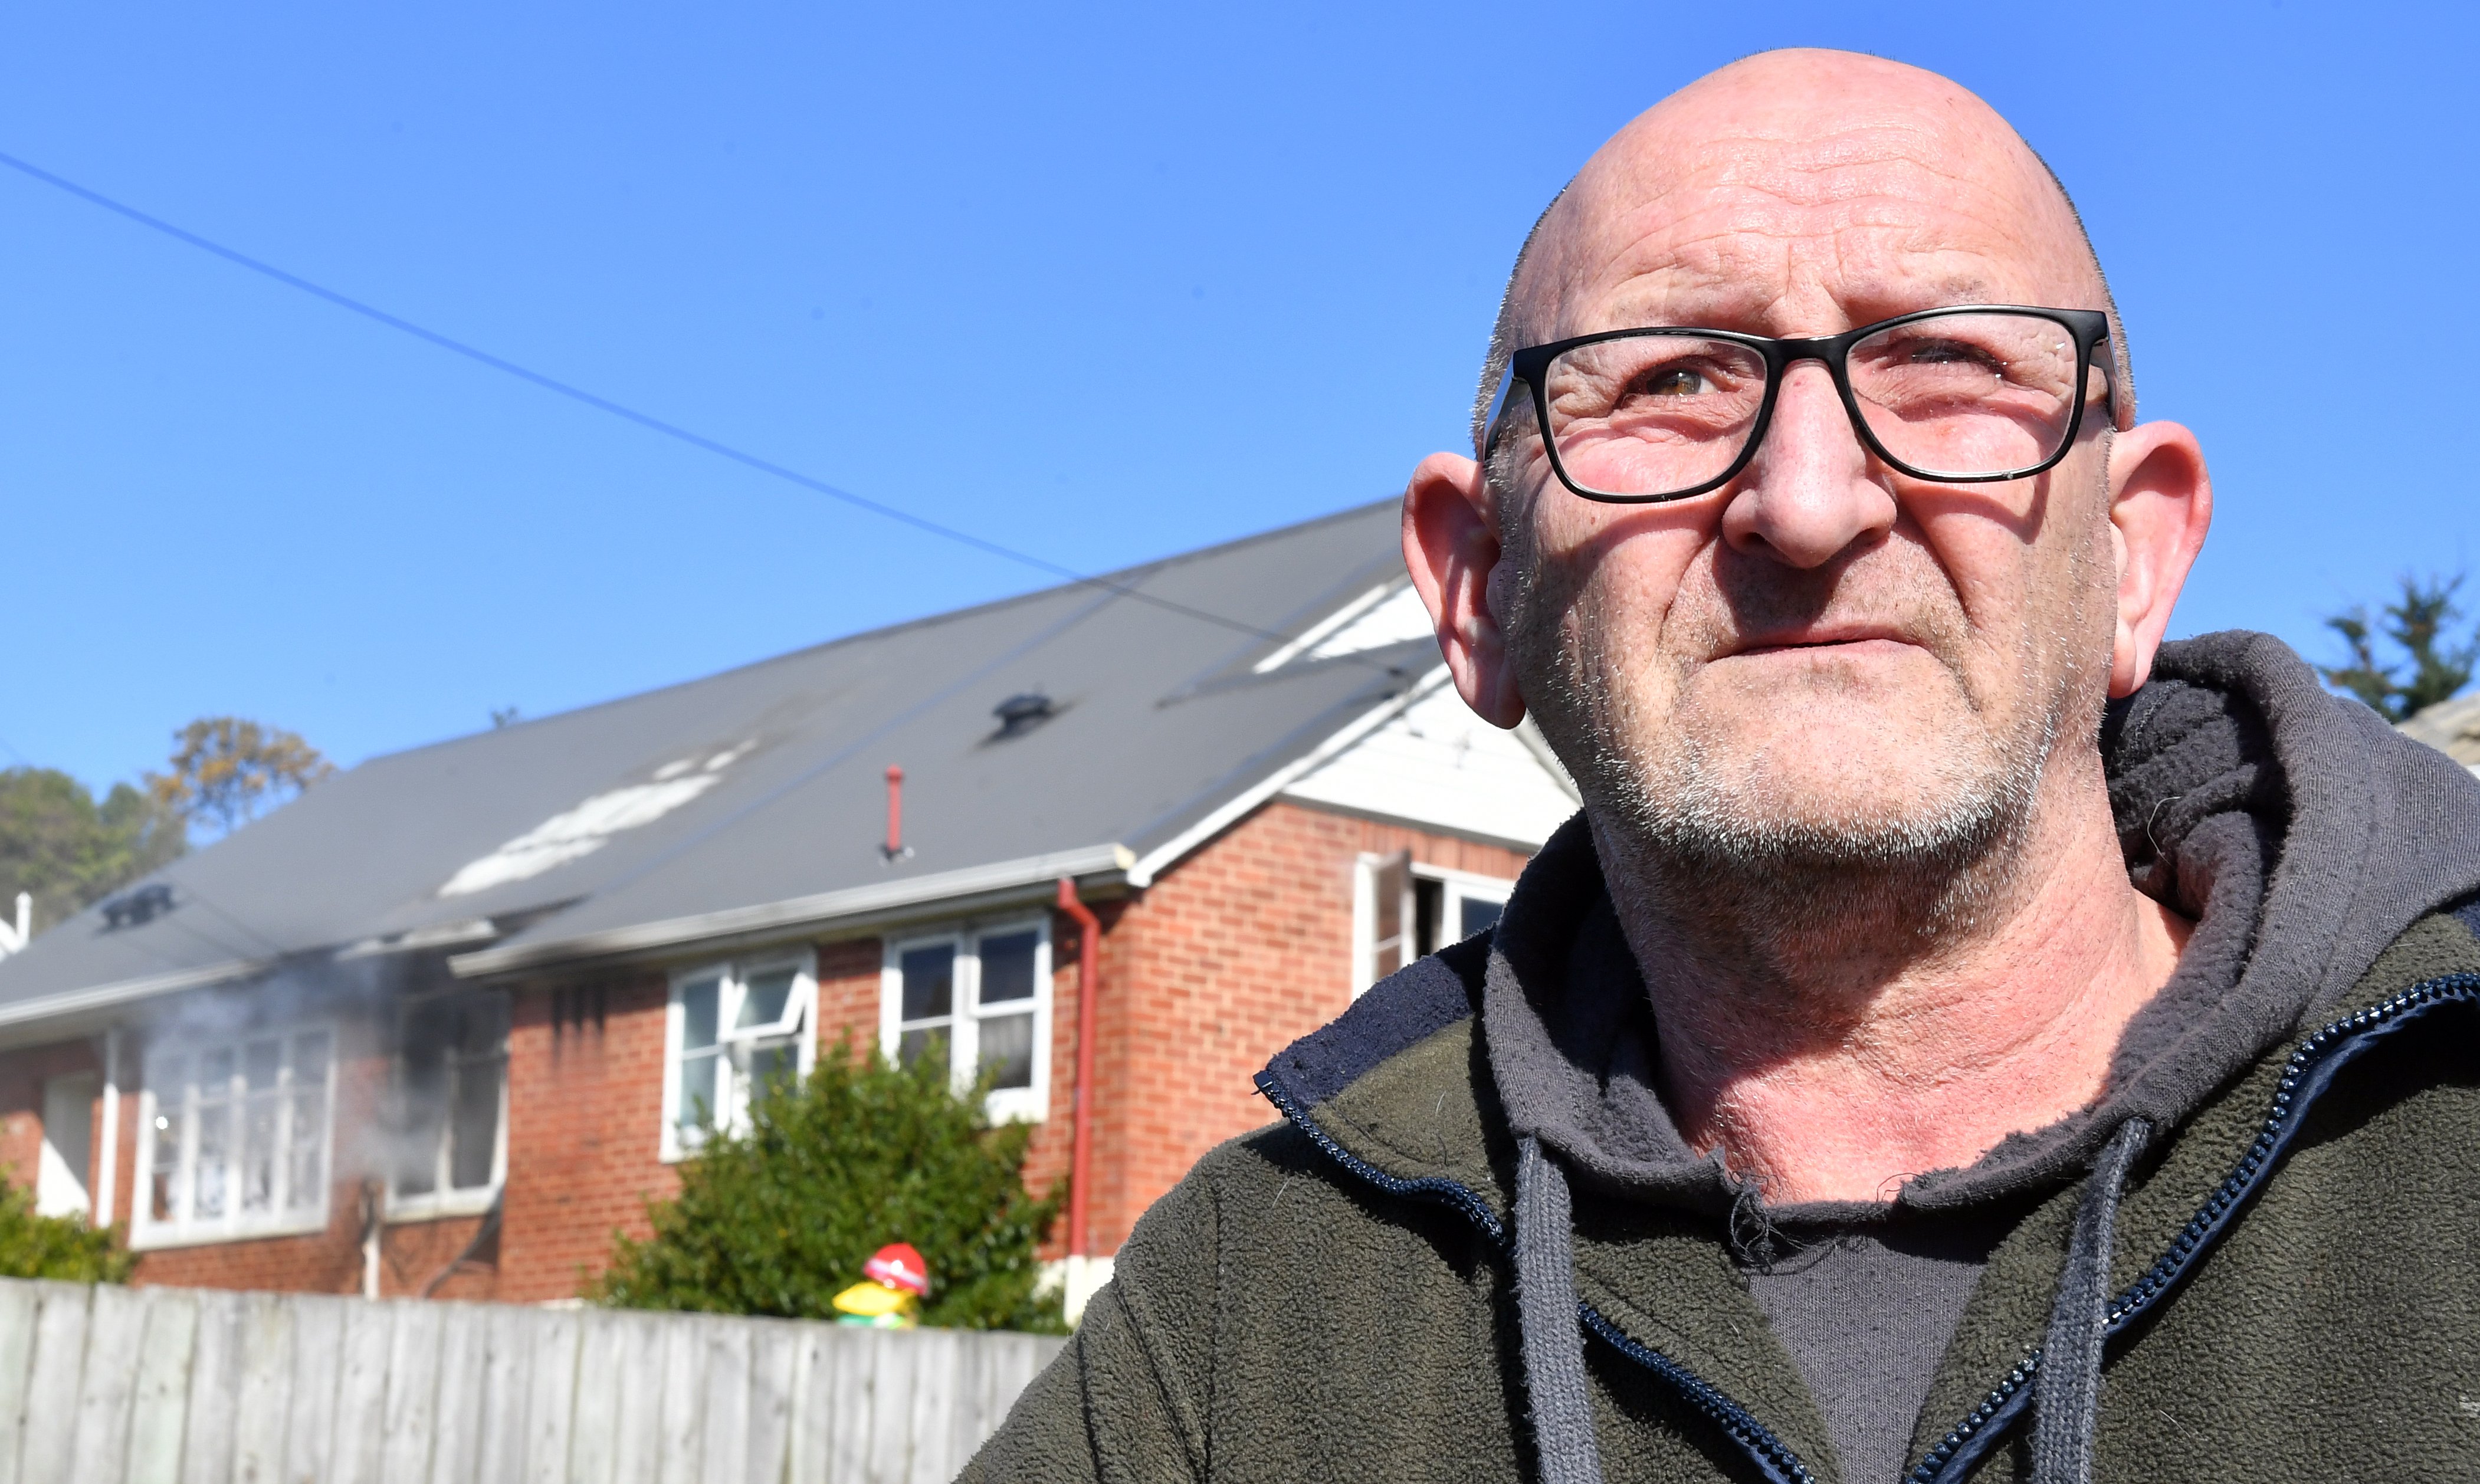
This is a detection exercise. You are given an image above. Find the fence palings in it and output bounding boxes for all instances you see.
[0,1279,1062,1483]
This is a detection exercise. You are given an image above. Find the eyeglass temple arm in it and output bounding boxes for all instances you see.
[1478,363,1520,456]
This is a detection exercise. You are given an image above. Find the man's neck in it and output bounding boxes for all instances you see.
[1599,757,2192,1205]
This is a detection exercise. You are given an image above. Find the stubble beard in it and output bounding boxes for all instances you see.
[1505,535,2094,981]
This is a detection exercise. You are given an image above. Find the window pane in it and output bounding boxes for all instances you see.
[745,1038,798,1105]
[201,1048,235,1091]
[288,1088,327,1210]
[677,1048,719,1132]
[736,968,797,1032]
[194,1102,230,1219]
[900,946,954,1022]
[294,1030,333,1081]
[150,1101,185,1222]
[398,1015,450,1196]
[404,1000,451,1061]
[448,1056,503,1190]
[1459,895,1505,941]
[456,995,510,1058]
[977,931,1039,1005]
[1414,878,1444,958]
[897,1028,947,1073]
[680,977,721,1050]
[244,1039,282,1092]
[977,1012,1035,1091]
[242,1096,279,1213]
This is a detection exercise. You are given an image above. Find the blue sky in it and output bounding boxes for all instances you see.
[5,2,2474,793]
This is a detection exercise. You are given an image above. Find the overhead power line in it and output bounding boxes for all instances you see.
[0,149,1429,976]
[0,148,1396,662]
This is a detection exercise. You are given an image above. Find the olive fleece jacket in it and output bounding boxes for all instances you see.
[963,635,2480,1482]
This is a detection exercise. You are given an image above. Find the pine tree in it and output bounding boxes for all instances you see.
[2320,573,2477,723]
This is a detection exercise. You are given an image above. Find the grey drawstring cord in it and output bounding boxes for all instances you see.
[1515,1135,1605,1484]
[2029,1116,2152,1484]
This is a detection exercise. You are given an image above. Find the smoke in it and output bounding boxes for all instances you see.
[130,947,506,1197]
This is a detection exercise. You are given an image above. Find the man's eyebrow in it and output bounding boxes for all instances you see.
[1583,275,1780,331]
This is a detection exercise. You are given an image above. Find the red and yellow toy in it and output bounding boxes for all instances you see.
[832,1242,931,1328]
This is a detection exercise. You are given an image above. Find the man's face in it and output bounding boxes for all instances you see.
[1492,58,2126,879]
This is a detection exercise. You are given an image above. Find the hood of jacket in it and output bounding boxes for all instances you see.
[1467,630,2480,1219]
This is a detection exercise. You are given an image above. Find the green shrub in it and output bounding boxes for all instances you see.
[0,1177,133,1283]
[592,1039,1065,1332]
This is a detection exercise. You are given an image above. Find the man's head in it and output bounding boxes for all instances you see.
[1403,51,2210,937]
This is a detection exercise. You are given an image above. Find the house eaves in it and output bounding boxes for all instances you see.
[449,842,1136,980]
[0,957,273,1037]
[0,914,522,1048]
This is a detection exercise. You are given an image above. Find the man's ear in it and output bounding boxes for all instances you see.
[2104,421,2212,698]
[1402,452,1527,728]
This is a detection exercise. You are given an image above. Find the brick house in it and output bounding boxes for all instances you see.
[0,501,1574,1315]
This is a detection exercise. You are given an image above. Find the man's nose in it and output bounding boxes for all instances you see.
[1719,361,1896,569]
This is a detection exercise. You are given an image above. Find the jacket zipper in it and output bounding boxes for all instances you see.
[1255,1072,1816,1484]
[1907,972,2480,1483]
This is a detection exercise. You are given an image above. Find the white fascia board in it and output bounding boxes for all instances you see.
[448,842,1136,979]
[1125,665,1453,889]
[1249,581,1398,674]
[0,958,266,1036]
[0,914,510,1041]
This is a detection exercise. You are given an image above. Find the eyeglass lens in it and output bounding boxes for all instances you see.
[1533,311,2087,500]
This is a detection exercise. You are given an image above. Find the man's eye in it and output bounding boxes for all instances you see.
[1900,339,1995,370]
[1635,367,1710,396]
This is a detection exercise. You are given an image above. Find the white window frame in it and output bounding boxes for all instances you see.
[660,949,818,1162]
[1352,855,1515,995]
[384,990,511,1222]
[1421,862,1514,949]
[37,1072,96,1220]
[880,918,1052,1124]
[131,1020,337,1250]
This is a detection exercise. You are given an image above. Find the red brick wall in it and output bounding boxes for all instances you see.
[490,973,670,1301]
[813,937,883,1054]
[1072,800,1529,1254]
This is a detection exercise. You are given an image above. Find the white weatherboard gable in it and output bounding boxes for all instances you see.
[1282,680,1578,848]
[1254,580,1436,672]
[438,743,754,898]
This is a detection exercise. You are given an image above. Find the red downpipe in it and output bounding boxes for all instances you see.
[1056,878,1103,1257]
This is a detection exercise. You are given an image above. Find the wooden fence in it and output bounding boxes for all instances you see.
[0,1279,1063,1484]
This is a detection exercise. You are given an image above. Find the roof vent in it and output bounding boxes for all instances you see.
[100,883,176,931]
[990,691,1058,740]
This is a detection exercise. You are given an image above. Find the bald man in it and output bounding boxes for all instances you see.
[966,51,2480,1484]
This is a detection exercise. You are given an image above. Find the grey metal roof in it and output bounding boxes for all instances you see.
[0,500,1434,1022]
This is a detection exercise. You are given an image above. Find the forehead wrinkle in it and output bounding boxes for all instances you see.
[1559,205,2071,339]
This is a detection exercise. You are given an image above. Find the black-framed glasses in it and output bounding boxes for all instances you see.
[1482,306,2116,504]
